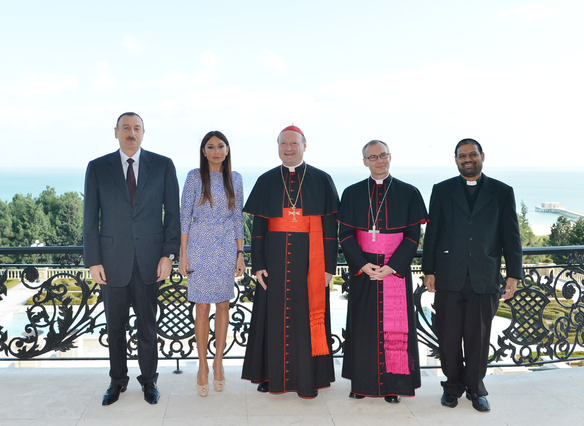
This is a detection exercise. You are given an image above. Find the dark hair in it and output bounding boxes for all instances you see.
[199,130,235,210]
[362,140,390,157]
[455,138,483,155]
[116,112,144,128]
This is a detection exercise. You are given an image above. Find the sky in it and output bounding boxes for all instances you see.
[1,0,583,172]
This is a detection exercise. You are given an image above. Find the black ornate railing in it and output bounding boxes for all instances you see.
[1,245,583,369]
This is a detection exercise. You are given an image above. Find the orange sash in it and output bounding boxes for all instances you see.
[268,208,329,356]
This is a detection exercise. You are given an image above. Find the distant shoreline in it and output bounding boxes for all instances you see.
[2,166,581,238]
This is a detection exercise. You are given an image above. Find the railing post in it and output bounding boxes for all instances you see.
[173,359,183,374]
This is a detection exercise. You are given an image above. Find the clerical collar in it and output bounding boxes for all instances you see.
[283,161,304,173]
[461,174,482,186]
[371,173,390,185]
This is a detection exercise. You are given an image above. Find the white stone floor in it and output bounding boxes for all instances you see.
[1,360,583,426]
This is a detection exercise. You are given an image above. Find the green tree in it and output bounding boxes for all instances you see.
[517,201,546,263]
[548,216,572,247]
[53,192,83,246]
[518,201,535,246]
[37,186,60,227]
[569,217,584,245]
[243,212,253,246]
[0,200,14,248]
[0,187,83,263]
[7,193,52,263]
[547,215,574,263]
[0,200,15,263]
[9,194,52,246]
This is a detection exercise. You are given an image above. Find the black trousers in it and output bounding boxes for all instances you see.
[101,259,160,387]
[434,276,499,397]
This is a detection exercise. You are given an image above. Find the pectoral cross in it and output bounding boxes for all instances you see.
[369,225,379,242]
[288,206,300,222]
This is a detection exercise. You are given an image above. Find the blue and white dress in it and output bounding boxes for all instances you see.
[180,169,244,303]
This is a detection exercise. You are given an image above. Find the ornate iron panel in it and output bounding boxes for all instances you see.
[1,247,583,367]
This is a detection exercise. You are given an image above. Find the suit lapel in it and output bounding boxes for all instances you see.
[471,174,495,216]
[136,149,152,201]
[107,151,131,203]
[452,178,471,216]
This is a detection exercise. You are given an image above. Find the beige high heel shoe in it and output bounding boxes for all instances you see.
[213,366,225,392]
[197,370,209,397]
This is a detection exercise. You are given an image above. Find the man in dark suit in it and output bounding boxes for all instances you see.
[422,138,522,412]
[83,112,180,405]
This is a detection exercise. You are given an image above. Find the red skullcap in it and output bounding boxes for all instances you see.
[280,125,304,136]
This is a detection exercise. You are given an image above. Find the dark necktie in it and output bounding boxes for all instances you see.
[126,158,136,206]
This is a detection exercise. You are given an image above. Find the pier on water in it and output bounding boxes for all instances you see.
[535,202,584,220]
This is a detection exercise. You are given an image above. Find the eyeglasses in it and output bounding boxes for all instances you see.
[364,152,390,161]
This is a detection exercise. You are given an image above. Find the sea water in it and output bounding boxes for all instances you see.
[1,166,582,235]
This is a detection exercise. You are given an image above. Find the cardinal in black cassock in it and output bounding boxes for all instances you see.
[241,125,339,398]
[338,140,428,401]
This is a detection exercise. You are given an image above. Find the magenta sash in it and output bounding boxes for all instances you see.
[356,230,410,375]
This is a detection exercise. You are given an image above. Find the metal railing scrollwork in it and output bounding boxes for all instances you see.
[1,245,583,368]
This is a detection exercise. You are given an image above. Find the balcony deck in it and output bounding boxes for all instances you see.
[1,361,583,425]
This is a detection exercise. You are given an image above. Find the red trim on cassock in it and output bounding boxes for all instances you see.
[340,235,354,244]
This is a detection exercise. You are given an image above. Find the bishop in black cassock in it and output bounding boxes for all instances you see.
[338,140,427,402]
[241,125,339,398]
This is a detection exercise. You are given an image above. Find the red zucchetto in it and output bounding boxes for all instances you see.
[280,125,304,136]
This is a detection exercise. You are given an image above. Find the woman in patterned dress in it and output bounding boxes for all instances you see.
[178,131,245,396]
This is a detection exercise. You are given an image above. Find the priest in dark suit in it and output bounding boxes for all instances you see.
[338,140,427,404]
[241,125,339,398]
[83,112,180,406]
[422,138,522,412]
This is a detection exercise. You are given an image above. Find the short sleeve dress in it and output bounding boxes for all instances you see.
[180,169,244,303]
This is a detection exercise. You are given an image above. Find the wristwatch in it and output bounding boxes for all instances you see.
[167,254,176,261]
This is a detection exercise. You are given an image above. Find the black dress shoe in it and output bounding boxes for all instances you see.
[349,392,365,399]
[440,392,458,408]
[384,395,401,404]
[102,383,127,406]
[256,381,269,393]
[466,391,490,412]
[142,382,160,405]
